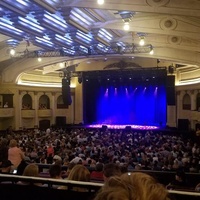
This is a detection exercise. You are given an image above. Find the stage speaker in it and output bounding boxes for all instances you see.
[178,119,189,131]
[62,78,72,106]
[125,126,131,131]
[166,75,175,105]
[102,125,108,131]
[168,65,174,74]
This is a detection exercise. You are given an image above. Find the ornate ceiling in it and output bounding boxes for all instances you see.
[0,0,200,87]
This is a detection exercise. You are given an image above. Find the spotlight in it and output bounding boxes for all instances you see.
[10,48,16,56]
[38,57,42,62]
[123,22,130,31]
[139,36,145,46]
[97,0,104,5]
[149,46,154,55]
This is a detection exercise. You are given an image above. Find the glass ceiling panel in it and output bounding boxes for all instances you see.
[0,17,24,35]
[98,28,113,42]
[70,8,95,28]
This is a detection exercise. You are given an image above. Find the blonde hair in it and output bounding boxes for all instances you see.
[94,172,170,200]
[67,164,90,182]
[23,163,39,177]
[9,139,18,147]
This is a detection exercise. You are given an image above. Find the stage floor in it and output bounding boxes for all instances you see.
[86,124,159,130]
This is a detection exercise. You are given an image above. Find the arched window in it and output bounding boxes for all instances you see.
[57,95,68,108]
[39,95,50,109]
[22,94,32,109]
[182,93,191,110]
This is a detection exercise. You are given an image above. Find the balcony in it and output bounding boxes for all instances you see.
[21,109,35,118]
[38,109,52,117]
[0,108,14,117]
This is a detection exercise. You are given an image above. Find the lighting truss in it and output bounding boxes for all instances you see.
[14,44,153,58]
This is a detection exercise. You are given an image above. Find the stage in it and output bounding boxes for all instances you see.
[86,124,160,130]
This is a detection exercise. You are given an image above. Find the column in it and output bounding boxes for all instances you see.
[51,92,56,125]
[34,91,39,127]
[191,90,196,111]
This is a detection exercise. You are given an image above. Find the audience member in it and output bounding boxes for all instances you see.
[166,170,190,190]
[94,172,171,200]
[103,163,122,181]
[90,163,104,182]
[67,164,91,182]
[65,162,76,178]
[47,144,54,158]
[17,163,41,186]
[3,102,8,108]
[0,138,8,165]
[59,164,90,191]
[53,155,62,165]
[195,182,200,192]
[0,160,13,174]
[22,163,39,177]
[8,139,25,171]
[49,164,62,179]
[49,164,63,188]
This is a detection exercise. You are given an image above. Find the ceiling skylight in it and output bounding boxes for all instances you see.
[98,28,113,42]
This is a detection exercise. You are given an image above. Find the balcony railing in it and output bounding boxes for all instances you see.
[0,108,14,117]
[38,109,52,117]
[21,109,35,118]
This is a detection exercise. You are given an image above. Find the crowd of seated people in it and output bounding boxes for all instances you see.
[0,127,200,192]
[39,104,47,109]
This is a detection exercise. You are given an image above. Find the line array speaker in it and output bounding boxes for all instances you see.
[166,75,175,105]
[62,78,72,106]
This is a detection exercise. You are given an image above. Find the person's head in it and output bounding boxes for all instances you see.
[96,163,104,172]
[0,138,8,147]
[103,163,122,181]
[94,172,170,200]
[53,155,62,165]
[67,164,90,182]
[9,139,18,147]
[66,162,76,177]
[49,164,62,179]
[22,163,39,177]
[0,160,13,173]
[175,170,185,182]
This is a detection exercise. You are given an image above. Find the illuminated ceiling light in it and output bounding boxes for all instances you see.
[121,12,134,32]
[10,49,16,56]
[59,63,64,68]
[139,36,145,46]
[123,22,130,31]
[97,0,104,5]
